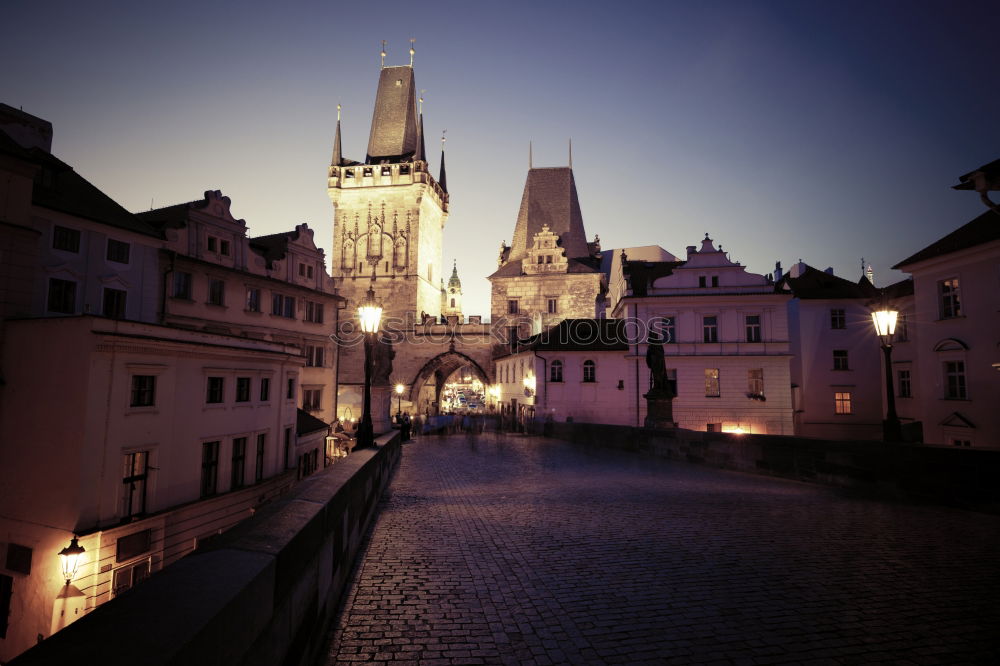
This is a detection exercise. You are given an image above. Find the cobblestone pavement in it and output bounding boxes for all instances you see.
[321,433,1000,665]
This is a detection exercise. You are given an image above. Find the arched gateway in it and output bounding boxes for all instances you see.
[409,349,491,414]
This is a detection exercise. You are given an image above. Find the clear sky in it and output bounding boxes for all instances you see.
[4,0,998,316]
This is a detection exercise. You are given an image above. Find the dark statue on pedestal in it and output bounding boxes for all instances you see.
[644,329,675,429]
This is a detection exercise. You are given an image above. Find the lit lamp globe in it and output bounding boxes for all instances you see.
[58,537,86,585]
[871,305,902,442]
[871,309,898,343]
[357,287,383,334]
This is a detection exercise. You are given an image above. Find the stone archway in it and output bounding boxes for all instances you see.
[409,350,491,414]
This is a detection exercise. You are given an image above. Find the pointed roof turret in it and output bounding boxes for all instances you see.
[438,132,448,193]
[331,104,343,166]
[448,260,461,290]
[366,65,419,163]
[507,167,589,262]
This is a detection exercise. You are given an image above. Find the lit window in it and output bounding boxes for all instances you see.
[231,437,247,490]
[705,368,720,397]
[107,239,130,264]
[53,226,80,252]
[703,316,718,343]
[582,360,596,383]
[830,309,846,329]
[747,368,764,395]
[201,441,220,497]
[833,350,849,370]
[834,392,852,414]
[745,315,761,342]
[550,360,563,382]
[939,278,961,318]
[130,375,156,407]
[103,288,127,318]
[944,361,966,399]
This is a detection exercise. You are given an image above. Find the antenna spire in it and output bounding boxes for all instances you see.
[569,138,573,169]
[409,38,415,67]
[419,90,425,115]
[337,103,341,122]
[380,40,386,69]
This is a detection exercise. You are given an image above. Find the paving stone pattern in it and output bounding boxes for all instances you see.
[322,433,1000,665]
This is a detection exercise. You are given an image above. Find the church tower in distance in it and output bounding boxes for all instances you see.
[328,51,449,324]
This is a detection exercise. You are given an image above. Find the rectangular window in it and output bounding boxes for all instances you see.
[298,263,306,276]
[107,238,130,264]
[830,308,846,329]
[0,574,11,639]
[112,559,150,598]
[944,361,967,399]
[303,388,322,412]
[260,377,271,402]
[47,278,76,314]
[745,315,761,342]
[550,360,563,382]
[711,276,719,287]
[547,298,557,314]
[207,278,225,306]
[103,287,127,318]
[220,240,230,256]
[939,278,961,318]
[53,225,80,252]
[255,433,266,483]
[507,299,519,315]
[130,375,156,407]
[307,265,314,278]
[705,368,720,397]
[115,529,151,562]
[207,237,217,253]
[698,276,706,288]
[121,452,148,519]
[5,543,33,575]
[283,427,293,469]
[666,368,677,395]
[206,377,225,404]
[833,350,849,371]
[702,316,718,343]
[231,437,247,490]
[582,360,596,383]
[305,301,324,323]
[660,317,676,343]
[834,392,852,414]
[272,294,295,318]
[951,438,972,447]
[898,370,911,398]
[246,287,261,312]
[287,377,295,400]
[235,377,251,402]
[896,313,908,341]
[200,441,220,497]
[306,345,325,367]
[172,271,192,299]
[748,368,764,396]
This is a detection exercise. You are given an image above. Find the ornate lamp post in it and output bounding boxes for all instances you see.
[58,537,86,586]
[356,285,383,449]
[395,383,405,418]
[871,306,902,442]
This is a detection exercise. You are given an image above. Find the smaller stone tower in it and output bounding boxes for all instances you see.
[441,260,464,322]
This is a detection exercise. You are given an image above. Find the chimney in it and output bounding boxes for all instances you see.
[774,261,783,282]
[686,245,697,258]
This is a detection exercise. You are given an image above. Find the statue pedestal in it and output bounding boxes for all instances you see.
[371,385,394,435]
[644,390,676,430]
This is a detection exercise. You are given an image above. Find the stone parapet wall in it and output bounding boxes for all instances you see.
[548,422,1000,513]
[10,432,402,666]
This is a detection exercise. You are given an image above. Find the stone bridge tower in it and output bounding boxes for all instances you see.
[328,54,449,324]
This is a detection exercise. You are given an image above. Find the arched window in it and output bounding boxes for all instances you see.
[582,360,596,383]
[550,360,563,382]
[450,298,455,307]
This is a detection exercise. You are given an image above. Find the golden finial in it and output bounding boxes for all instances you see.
[409,38,415,67]
[337,103,341,122]
[380,40,386,69]
[419,89,425,115]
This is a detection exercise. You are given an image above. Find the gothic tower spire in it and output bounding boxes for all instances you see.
[439,131,448,193]
[331,104,343,167]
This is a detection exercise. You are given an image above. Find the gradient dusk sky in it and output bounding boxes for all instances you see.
[4,0,998,316]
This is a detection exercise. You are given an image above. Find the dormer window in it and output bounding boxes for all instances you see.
[400,164,410,175]
[381,166,391,176]
[363,167,373,177]
[345,169,355,179]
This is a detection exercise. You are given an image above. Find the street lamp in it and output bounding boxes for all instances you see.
[395,383,405,418]
[871,306,902,442]
[58,537,86,585]
[356,284,383,449]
